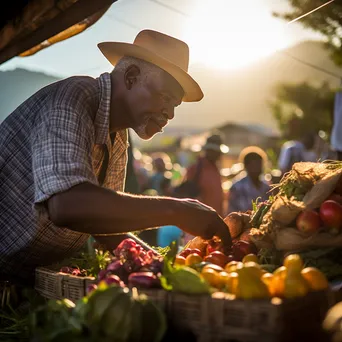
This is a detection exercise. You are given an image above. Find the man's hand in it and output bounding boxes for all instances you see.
[174,198,232,248]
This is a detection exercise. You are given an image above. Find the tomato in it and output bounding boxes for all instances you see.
[174,255,186,266]
[202,264,224,273]
[296,210,321,234]
[179,248,193,258]
[204,251,228,267]
[320,200,342,231]
[232,240,257,261]
[185,253,203,266]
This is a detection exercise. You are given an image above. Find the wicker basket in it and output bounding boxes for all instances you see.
[35,267,96,302]
[166,290,334,342]
[35,268,334,342]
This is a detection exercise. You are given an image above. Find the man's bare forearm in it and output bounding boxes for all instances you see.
[48,182,181,234]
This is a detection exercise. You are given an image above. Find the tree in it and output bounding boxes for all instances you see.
[274,1,342,66]
[269,81,335,138]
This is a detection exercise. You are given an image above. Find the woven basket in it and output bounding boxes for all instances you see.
[166,290,334,342]
[35,268,334,342]
[35,267,96,302]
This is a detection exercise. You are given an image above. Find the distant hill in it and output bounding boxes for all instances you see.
[2,40,342,136]
[0,68,60,122]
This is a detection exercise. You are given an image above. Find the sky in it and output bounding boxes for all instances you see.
[0,0,323,78]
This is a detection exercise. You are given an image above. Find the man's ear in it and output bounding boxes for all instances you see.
[124,65,140,90]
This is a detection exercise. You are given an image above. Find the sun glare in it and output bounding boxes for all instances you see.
[184,0,291,70]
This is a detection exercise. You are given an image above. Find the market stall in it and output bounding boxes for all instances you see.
[2,161,339,341]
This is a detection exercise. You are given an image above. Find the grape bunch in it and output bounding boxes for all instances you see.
[87,238,163,294]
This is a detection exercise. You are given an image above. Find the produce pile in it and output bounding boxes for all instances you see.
[250,162,342,250]
[243,161,342,281]
[62,236,328,301]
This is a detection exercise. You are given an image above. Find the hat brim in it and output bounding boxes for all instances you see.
[98,42,203,102]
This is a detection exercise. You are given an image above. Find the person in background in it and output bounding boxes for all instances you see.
[227,146,271,214]
[181,133,227,244]
[185,133,227,216]
[149,155,168,194]
[278,118,318,174]
[331,91,342,161]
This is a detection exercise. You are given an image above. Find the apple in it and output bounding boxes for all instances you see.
[320,200,342,232]
[296,210,321,234]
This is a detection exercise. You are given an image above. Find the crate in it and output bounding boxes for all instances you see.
[166,290,334,342]
[35,267,96,302]
[35,267,167,305]
[35,267,334,342]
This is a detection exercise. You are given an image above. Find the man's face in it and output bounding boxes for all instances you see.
[126,68,184,140]
[245,158,263,179]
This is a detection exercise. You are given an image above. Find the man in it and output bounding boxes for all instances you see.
[0,30,231,285]
[227,146,270,214]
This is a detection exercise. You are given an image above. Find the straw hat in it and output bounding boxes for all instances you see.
[98,29,203,102]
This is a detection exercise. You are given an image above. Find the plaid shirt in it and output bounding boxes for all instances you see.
[0,73,128,282]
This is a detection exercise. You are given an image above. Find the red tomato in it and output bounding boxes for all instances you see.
[204,251,228,267]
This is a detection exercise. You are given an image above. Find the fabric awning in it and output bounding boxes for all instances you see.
[0,0,117,65]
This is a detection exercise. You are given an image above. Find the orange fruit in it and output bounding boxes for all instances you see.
[226,272,239,294]
[242,254,259,264]
[218,271,230,289]
[201,268,220,287]
[269,267,287,297]
[185,253,203,266]
[301,267,329,291]
[283,254,303,272]
[261,273,274,287]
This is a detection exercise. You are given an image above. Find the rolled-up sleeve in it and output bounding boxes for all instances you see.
[32,108,98,204]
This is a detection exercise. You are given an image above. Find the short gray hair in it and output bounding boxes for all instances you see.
[114,56,163,83]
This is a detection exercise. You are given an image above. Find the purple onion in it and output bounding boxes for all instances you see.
[107,260,123,273]
[97,269,108,280]
[128,272,161,289]
[104,275,124,287]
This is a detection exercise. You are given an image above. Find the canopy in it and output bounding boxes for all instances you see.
[0,0,117,65]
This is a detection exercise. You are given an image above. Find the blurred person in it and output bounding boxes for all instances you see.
[227,146,271,214]
[180,133,227,216]
[331,91,342,160]
[149,154,170,194]
[177,134,227,244]
[278,118,318,174]
[0,30,232,286]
